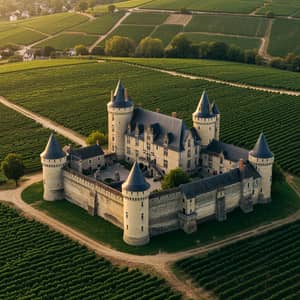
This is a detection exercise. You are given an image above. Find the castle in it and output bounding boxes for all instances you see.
[41,81,274,246]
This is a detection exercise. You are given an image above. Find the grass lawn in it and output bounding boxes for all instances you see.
[184,33,261,50]
[36,33,98,50]
[123,12,169,25]
[71,12,125,35]
[185,15,268,37]
[151,24,183,46]
[268,18,300,57]
[22,180,300,254]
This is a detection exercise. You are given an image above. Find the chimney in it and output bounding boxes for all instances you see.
[124,88,128,100]
[156,108,160,113]
[171,112,177,118]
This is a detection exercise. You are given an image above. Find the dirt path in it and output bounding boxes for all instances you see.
[186,31,260,39]
[0,96,87,146]
[76,11,96,21]
[258,18,274,61]
[119,61,300,96]
[24,26,51,37]
[89,11,131,52]
[1,172,300,299]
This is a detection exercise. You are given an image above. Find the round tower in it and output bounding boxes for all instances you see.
[107,80,134,159]
[122,162,150,246]
[248,133,274,202]
[193,91,218,146]
[211,101,220,140]
[40,133,67,201]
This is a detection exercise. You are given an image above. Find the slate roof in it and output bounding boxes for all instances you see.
[128,108,196,151]
[205,139,249,162]
[41,133,65,160]
[194,91,214,118]
[250,133,273,159]
[122,161,150,192]
[110,80,133,108]
[181,163,260,199]
[211,102,220,115]
[70,144,104,160]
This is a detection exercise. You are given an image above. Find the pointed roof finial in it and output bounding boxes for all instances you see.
[194,90,212,118]
[41,133,65,159]
[122,161,150,192]
[250,132,273,158]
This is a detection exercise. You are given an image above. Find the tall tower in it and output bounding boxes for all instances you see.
[211,101,220,140]
[107,80,134,159]
[248,133,274,202]
[122,162,150,246]
[40,133,67,201]
[193,91,218,146]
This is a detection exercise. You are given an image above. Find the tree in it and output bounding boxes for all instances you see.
[108,4,116,13]
[1,153,25,186]
[266,11,274,18]
[91,46,105,55]
[244,49,257,64]
[77,1,88,12]
[161,168,190,190]
[227,44,244,62]
[105,36,135,57]
[74,44,89,55]
[168,34,194,58]
[86,130,107,145]
[88,0,96,9]
[272,162,285,183]
[41,46,56,57]
[207,42,229,60]
[135,37,164,58]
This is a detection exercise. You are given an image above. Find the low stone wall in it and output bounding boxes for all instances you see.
[63,168,124,228]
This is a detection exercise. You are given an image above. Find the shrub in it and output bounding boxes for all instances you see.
[105,36,135,57]
[135,37,164,58]
[74,44,89,55]
[162,168,190,190]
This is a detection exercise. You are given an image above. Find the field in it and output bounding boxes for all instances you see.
[144,0,265,13]
[0,104,70,173]
[183,33,260,50]
[256,0,300,16]
[105,24,155,44]
[123,12,168,25]
[35,33,98,50]
[0,27,46,46]
[268,18,300,57]
[0,59,300,176]
[22,13,88,35]
[175,219,300,300]
[151,24,183,46]
[93,0,153,13]
[22,179,300,254]
[119,57,300,91]
[71,12,125,35]
[0,203,180,299]
[185,15,269,37]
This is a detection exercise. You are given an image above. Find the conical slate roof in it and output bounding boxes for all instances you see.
[111,80,133,108]
[194,91,213,118]
[211,102,220,115]
[122,161,150,192]
[250,133,273,159]
[41,133,65,160]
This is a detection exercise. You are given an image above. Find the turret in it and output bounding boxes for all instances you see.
[122,162,150,246]
[193,91,218,146]
[40,133,66,201]
[107,80,134,159]
[248,133,274,202]
[211,101,220,140]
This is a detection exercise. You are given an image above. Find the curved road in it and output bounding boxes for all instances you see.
[2,174,300,299]
[118,62,300,96]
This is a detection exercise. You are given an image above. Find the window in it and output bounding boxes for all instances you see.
[141,213,144,220]
[127,136,130,144]
[135,150,138,158]
[126,225,128,230]
[141,202,143,207]
[220,157,223,164]
[135,139,139,146]
[188,139,191,147]
[89,159,91,164]
[112,125,114,132]
[141,226,144,232]
[147,143,150,150]
[187,160,191,169]
[126,212,128,218]
[112,115,114,121]
[127,147,131,155]
[112,136,115,142]
[187,150,191,158]
[164,148,168,156]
